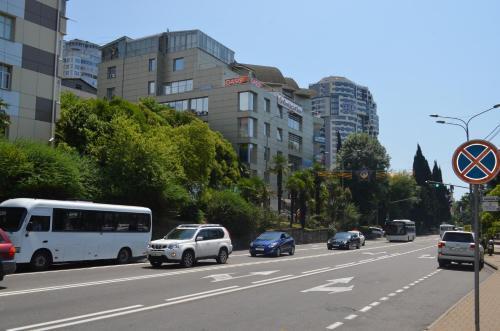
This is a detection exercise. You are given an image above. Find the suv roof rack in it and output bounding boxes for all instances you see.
[177,224,222,228]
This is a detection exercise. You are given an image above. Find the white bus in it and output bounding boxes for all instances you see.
[385,220,416,242]
[0,198,152,270]
[439,224,456,238]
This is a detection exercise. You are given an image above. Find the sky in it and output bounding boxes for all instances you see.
[65,0,500,199]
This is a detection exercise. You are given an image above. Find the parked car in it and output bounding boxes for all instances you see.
[147,224,233,268]
[0,228,16,281]
[369,226,385,238]
[349,230,366,246]
[327,232,361,250]
[438,231,484,269]
[249,231,295,257]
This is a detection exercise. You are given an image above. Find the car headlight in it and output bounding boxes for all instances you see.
[250,242,254,248]
[269,242,278,248]
[167,244,179,249]
[147,244,151,248]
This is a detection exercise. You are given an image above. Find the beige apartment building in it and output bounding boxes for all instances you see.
[98,30,316,195]
[1,0,67,141]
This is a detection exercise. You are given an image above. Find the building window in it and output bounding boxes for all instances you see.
[288,155,302,172]
[0,14,13,41]
[148,81,156,95]
[107,66,116,79]
[163,79,193,95]
[239,91,256,111]
[288,113,302,131]
[238,143,257,164]
[173,57,184,71]
[165,99,189,111]
[0,63,12,90]
[264,170,270,184]
[190,97,208,116]
[148,58,156,72]
[277,105,283,118]
[288,133,302,152]
[106,87,115,100]
[265,98,270,113]
[238,117,257,138]
[276,128,283,141]
[264,122,270,137]
[264,147,270,162]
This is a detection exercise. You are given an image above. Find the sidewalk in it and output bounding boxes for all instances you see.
[427,245,500,331]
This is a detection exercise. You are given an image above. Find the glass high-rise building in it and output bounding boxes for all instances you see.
[63,39,100,87]
[309,76,379,169]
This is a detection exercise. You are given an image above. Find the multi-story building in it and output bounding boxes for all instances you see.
[62,39,100,87]
[61,78,96,99]
[309,76,379,169]
[0,0,67,141]
[98,30,315,196]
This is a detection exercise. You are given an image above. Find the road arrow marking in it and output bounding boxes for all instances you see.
[202,270,280,282]
[418,254,435,259]
[301,277,354,294]
[362,251,386,255]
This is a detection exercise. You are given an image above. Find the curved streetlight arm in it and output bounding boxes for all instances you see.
[436,120,467,134]
[466,104,500,127]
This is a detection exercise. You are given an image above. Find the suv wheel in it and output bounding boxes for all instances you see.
[289,246,295,256]
[438,259,447,268]
[150,260,162,268]
[216,248,228,264]
[181,250,195,268]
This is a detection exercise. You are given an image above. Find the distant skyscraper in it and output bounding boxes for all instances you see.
[63,39,100,87]
[309,76,379,169]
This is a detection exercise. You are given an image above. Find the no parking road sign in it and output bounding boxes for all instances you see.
[452,139,500,184]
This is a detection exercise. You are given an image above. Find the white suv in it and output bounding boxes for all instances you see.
[147,224,233,268]
[438,231,484,269]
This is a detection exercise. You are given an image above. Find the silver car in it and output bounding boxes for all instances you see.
[438,231,484,269]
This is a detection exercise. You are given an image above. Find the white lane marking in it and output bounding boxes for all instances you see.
[251,275,293,284]
[2,244,434,297]
[301,267,330,274]
[326,322,344,330]
[396,289,404,293]
[370,301,380,307]
[202,270,280,282]
[166,286,239,301]
[8,245,436,331]
[362,251,386,255]
[6,305,144,331]
[388,293,396,296]
[345,314,358,320]
[359,305,372,312]
[403,286,410,289]
[380,297,389,301]
[302,277,354,294]
[418,254,435,259]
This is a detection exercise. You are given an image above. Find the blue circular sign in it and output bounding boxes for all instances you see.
[452,139,500,184]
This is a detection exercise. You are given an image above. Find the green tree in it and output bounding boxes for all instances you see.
[270,154,289,214]
[431,161,452,223]
[337,133,390,225]
[387,172,420,220]
[237,176,271,208]
[0,98,10,137]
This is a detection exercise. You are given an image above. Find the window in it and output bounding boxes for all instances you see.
[0,14,14,41]
[264,170,270,184]
[173,57,184,71]
[264,122,270,137]
[208,229,224,239]
[52,209,151,232]
[288,133,302,152]
[238,117,257,138]
[277,105,283,118]
[276,128,283,141]
[264,146,270,162]
[288,113,302,131]
[107,66,116,79]
[238,143,257,164]
[28,215,50,232]
[163,79,193,95]
[288,155,302,172]
[106,87,115,100]
[166,99,189,111]
[190,97,208,115]
[148,58,156,72]
[0,63,11,90]
[265,98,271,113]
[148,81,156,95]
[239,91,256,111]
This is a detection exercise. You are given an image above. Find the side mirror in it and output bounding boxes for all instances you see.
[196,236,204,241]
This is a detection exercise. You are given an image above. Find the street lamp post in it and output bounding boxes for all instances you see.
[429,104,499,331]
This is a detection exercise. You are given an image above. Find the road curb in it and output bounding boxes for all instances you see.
[484,260,498,270]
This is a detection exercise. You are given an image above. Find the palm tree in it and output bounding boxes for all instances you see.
[0,98,9,137]
[270,154,289,214]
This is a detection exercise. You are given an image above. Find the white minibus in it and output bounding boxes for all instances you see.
[385,220,416,242]
[439,224,456,238]
[0,198,152,270]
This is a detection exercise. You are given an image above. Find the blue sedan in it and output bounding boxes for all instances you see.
[249,231,295,257]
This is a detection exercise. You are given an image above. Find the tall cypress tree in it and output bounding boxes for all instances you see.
[413,145,432,185]
[411,145,434,233]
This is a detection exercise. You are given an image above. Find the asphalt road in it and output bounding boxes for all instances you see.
[0,235,493,331]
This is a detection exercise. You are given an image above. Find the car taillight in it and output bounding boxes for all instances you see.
[469,243,475,250]
[438,242,445,248]
[8,245,15,259]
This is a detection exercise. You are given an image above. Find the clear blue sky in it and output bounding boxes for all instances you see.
[65,0,500,199]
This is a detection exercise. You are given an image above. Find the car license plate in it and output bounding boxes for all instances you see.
[256,248,264,251]
[150,251,163,256]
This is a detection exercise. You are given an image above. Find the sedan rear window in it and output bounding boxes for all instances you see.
[442,232,473,242]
